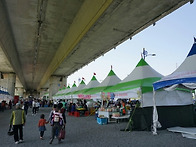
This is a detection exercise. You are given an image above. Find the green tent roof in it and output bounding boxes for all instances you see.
[105,58,163,94]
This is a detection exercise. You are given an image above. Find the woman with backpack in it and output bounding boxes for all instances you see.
[49,105,64,144]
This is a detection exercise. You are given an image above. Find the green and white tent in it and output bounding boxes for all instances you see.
[52,87,66,100]
[86,68,121,99]
[60,85,70,99]
[74,74,100,99]
[70,79,86,99]
[65,82,77,99]
[107,58,163,107]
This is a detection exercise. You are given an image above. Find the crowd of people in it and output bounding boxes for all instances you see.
[9,98,67,145]
[0,98,55,113]
[0,99,12,112]
[7,97,137,145]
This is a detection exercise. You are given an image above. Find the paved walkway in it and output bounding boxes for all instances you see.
[0,107,196,147]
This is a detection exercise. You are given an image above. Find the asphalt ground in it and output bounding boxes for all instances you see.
[0,107,196,147]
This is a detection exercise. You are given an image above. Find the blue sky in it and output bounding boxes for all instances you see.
[67,2,196,87]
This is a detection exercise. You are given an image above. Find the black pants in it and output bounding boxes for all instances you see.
[24,108,28,115]
[40,131,44,137]
[51,123,62,140]
[32,107,36,114]
[13,124,23,142]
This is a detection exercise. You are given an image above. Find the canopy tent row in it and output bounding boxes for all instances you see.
[65,82,77,99]
[69,79,86,99]
[52,87,66,100]
[72,73,100,100]
[52,67,122,102]
[152,38,196,134]
[86,68,121,94]
[52,56,193,106]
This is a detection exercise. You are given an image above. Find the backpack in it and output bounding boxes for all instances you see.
[51,112,63,126]
[53,113,60,122]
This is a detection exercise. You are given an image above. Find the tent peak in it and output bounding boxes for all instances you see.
[187,38,196,57]
[136,58,149,67]
[108,69,116,76]
[91,75,98,81]
[80,80,85,85]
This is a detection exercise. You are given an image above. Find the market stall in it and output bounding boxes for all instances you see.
[98,105,130,123]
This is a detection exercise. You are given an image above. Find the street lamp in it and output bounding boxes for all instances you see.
[141,48,156,60]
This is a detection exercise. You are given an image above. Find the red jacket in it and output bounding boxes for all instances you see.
[38,119,47,127]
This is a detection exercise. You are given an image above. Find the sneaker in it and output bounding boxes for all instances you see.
[15,141,19,144]
[49,139,53,144]
[40,137,43,140]
[19,140,23,143]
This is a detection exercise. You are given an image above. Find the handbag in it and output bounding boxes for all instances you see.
[59,127,65,139]
[7,125,14,136]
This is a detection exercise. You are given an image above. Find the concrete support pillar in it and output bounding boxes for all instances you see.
[49,76,67,100]
[15,87,24,97]
[6,73,16,97]
[49,76,61,100]
[60,77,67,89]
[39,88,48,98]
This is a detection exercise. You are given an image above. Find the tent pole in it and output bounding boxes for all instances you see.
[152,88,161,135]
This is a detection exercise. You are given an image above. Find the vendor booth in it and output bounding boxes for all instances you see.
[152,38,196,134]
[85,68,124,123]
[105,58,163,130]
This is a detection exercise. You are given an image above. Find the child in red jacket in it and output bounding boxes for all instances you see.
[38,114,48,139]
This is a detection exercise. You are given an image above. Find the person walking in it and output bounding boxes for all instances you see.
[49,106,64,144]
[24,99,29,115]
[32,99,37,115]
[9,100,12,109]
[38,114,48,140]
[10,103,26,144]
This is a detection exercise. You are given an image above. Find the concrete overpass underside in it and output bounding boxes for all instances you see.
[0,0,190,94]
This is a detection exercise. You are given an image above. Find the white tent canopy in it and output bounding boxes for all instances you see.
[153,38,196,91]
[107,58,163,107]
[86,68,121,100]
[152,38,196,134]
[74,74,100,100]
[70,79,86,99]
